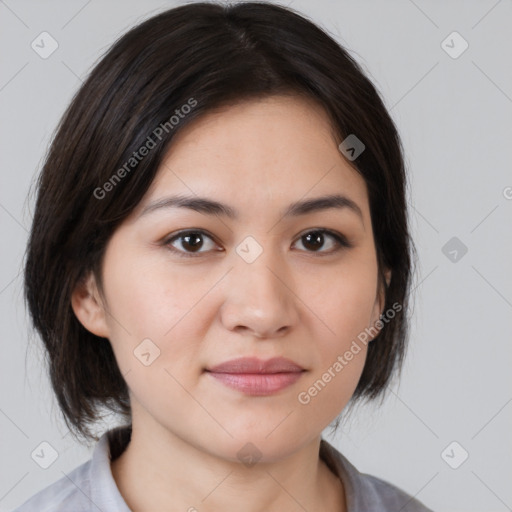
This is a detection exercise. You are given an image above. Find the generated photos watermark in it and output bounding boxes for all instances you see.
[297,301,402,405]
[93,97,198,200]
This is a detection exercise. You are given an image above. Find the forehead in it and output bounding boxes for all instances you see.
[136,95,369,222]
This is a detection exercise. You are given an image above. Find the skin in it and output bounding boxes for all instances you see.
[72,94,391,512]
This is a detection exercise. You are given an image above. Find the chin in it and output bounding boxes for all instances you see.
[203,427,315,466]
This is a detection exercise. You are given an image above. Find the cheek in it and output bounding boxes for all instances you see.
[296,347,367,430]
[294,293,369,430]
[103,252,207,337]
[300,260,375,396]
[310,260,378,344]
[99,250,213,379]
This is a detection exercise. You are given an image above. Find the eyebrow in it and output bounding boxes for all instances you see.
[139,193,364,223]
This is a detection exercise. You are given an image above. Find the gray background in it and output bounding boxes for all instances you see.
[1,1,511,511]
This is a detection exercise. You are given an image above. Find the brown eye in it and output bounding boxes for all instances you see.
[164,230,219,257]
[163,228,352,259]
[293,229,352,255]
[178,232,204,252]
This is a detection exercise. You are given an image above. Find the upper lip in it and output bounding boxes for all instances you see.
[206,357,305,374]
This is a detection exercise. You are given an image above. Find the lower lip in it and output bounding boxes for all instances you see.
[206,371,304,395]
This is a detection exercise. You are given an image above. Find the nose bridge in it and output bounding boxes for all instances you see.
[221,234,297,336]
[235,234,290,301]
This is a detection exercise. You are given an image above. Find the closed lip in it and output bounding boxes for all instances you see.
[205,357,305,374]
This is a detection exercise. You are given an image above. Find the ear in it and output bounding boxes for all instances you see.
[369,268,392,340]
[71,272,110,338]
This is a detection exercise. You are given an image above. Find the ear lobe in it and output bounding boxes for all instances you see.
[384,268,391,288]
[71,273,110,338]
[381,267,392,308]
[369,268,392,341]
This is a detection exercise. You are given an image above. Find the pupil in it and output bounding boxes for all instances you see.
[184,233,202,251]
[304,232,323,251]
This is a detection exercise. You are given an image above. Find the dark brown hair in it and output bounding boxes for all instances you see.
[24,1,417,442]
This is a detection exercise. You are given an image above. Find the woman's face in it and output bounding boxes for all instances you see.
[75,95,388,462]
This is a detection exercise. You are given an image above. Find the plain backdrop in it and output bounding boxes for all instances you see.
[1,1,511,511]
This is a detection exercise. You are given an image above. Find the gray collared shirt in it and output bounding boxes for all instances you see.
[13,426,433,511]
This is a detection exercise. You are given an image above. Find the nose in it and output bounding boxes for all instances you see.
[220,245,299,339]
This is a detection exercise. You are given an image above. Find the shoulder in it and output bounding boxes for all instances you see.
[12,426,132,512]
[320,439,434,512]
[11,459,92,512]
[357,472,434,511]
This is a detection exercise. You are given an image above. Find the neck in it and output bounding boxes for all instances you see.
[110,422,346,512]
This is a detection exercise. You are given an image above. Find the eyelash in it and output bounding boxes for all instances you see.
[162,228,353,259]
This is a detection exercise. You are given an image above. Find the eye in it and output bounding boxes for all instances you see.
[163,228,352,259]
[164,230,220,258]
[292,229,352,255]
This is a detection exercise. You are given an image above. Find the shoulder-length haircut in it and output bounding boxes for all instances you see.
[24,1,417,442]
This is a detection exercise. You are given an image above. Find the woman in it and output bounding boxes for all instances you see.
[16,2,431,510]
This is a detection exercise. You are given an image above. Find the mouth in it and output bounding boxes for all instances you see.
[204,357,306,396]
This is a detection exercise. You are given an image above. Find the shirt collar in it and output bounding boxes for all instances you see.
[89,425,132,511]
